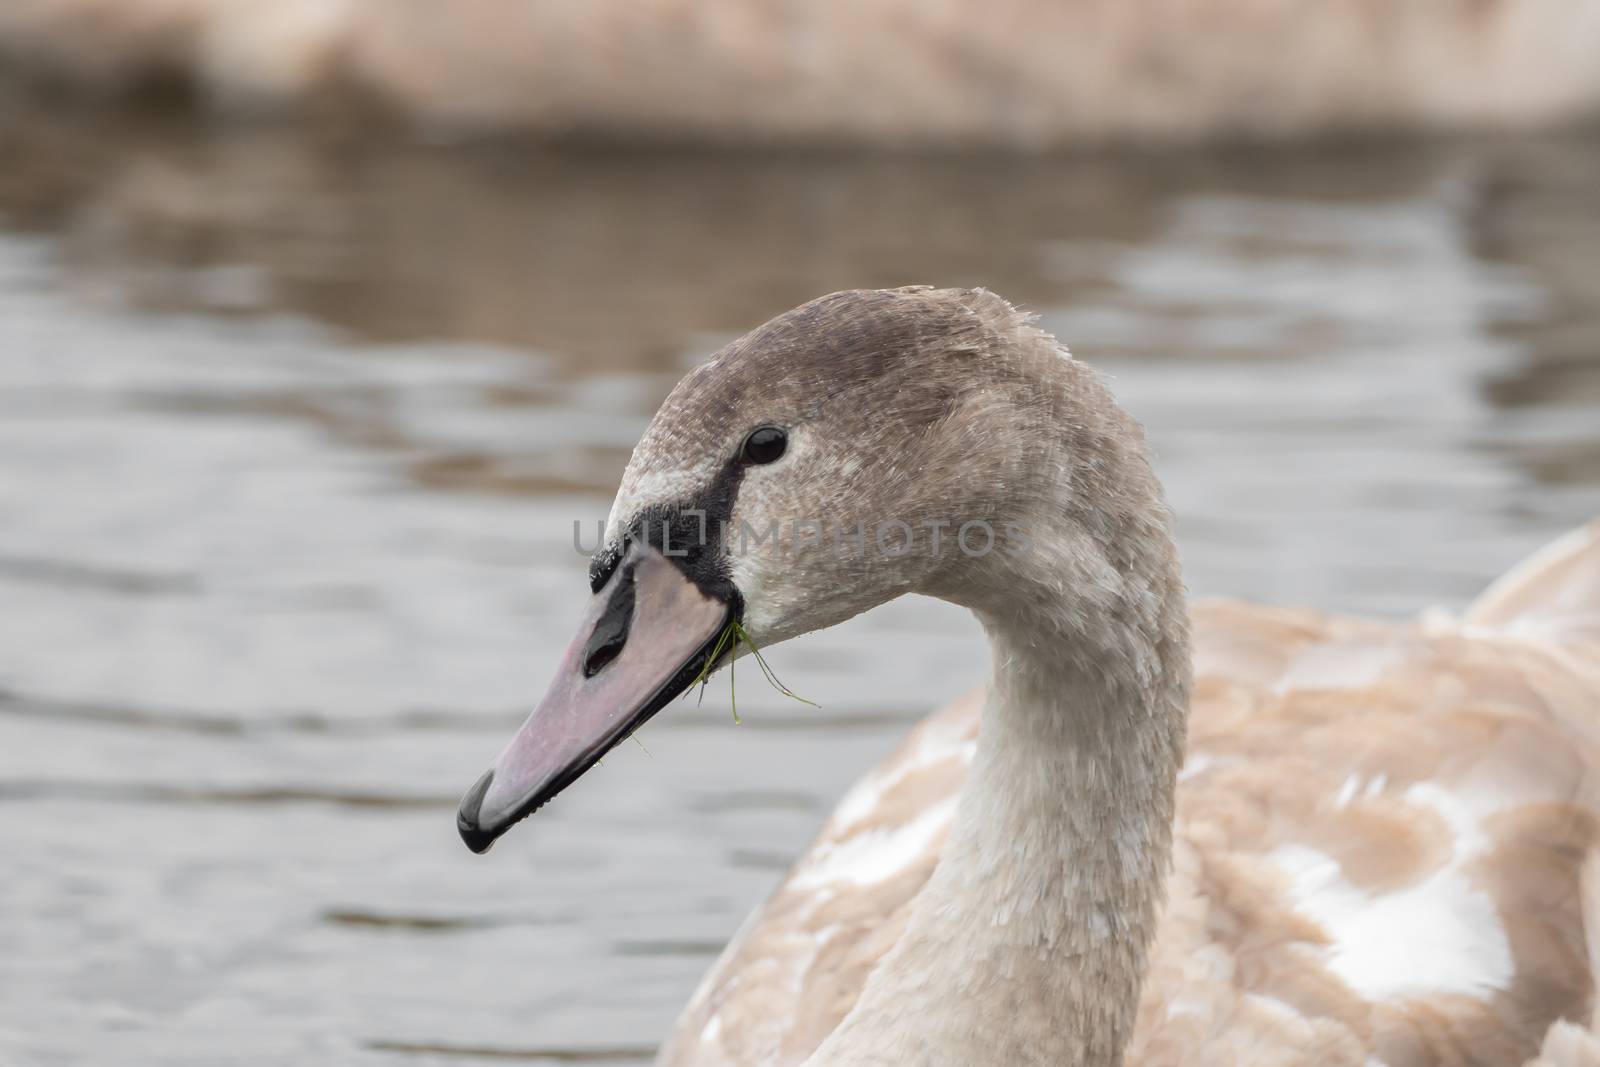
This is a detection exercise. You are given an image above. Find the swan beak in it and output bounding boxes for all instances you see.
[456,541,734,853]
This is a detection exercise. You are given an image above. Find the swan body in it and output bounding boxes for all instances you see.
[663,561,1600,1066]
[457,287,1600,1067]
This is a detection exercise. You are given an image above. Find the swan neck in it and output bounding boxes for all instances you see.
[966,607,1188,1066]
[811,582,1190,1067]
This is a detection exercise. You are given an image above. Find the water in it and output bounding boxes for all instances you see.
[2,113,1598,1065]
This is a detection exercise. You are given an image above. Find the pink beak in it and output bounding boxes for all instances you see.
[457,541,732,853]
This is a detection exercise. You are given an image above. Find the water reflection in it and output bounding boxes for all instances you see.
[1,109,1598,1065]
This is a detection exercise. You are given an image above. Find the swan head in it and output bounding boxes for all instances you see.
[457,286,1144,852]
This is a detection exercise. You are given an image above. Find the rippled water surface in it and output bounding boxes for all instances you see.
[2,113,1599,1065]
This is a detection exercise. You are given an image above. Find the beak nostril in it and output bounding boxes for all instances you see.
[583,632,626,677]
[581,563,637,678]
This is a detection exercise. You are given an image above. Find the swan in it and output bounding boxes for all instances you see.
[456,286,1600,1067]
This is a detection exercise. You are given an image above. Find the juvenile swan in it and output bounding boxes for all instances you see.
[458,287,1600,1067]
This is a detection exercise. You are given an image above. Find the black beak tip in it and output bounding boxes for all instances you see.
[456,768,498,855]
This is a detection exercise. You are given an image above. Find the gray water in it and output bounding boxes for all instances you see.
[2,115,1599,1065]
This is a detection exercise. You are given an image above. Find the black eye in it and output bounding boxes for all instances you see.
[741,426,787,465]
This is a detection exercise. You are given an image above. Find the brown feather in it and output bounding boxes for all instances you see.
[661,524,1600,1067]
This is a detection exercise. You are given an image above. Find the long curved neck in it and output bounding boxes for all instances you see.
[808,462,1191,1066]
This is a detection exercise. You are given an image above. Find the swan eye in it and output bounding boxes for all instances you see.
[741,426,787,465]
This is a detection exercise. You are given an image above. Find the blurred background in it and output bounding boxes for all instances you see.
[2,3,1600,1064]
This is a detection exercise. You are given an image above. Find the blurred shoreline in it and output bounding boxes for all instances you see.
[4,0,1600,148]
